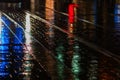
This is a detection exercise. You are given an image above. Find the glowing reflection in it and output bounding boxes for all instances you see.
[72,40,81,80]
[13,25,24,61]
[56,44,65,80]
[18,2,22,8]
[0,15,10,78]
[114,4,120,44]
[0,12,34,79]
[0,13,2,35]
[0,16,10,51]
[22,59,34,80]
[24,13,33,57]
[0,61,10,77]
[114,4,120,31]
[1,23,9,40]
[14,24,24,44]
[22,13,33,80]
[12,24,24,77]
[45,0,54,38]
[25,13,31,46]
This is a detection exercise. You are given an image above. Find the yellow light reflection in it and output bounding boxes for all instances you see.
[45,0,54,38]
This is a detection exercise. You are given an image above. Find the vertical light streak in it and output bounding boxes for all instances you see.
[18,2,22,8]
[25,12,32,63]
[30,0,35,13]
[23,13,33,79]
[56,44,65,80]
[114,4,120,23]
[25,13,31,48]
[71,39,81,80]
[45,0,54,38]
[114,4,120,43]
[72,48,80,80]
[0,12,2,45]
[0,13,9,77]
[24,13,33,57]
[45,0,54,21]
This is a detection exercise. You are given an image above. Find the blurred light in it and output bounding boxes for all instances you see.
[18,2,22,8]
[0,61,9,77]
[13,26,24,44]
[0,12,2,35]
[24,13,33,55]
[13,25,24,61]
[114,4,120,38]
[69,23,74,33]
[72,41,81,80]
[45,0,54,38]
[0,14,10,77]
[25,13,31,45]
[114,4,120,23]
[56,44,65,80]
[23,13,33,79]
[68,4,78,23]
[0,17,10,50]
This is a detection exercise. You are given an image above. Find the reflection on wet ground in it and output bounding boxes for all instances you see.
[2,10,120,80]
[75,1,120,55]
[0,12,51,80]
[0,1,120,80]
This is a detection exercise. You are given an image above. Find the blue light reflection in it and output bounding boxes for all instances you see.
[114,4,120,46]
[114,4,120,23]
[56,43,65,80]
[0,16,10,78]
[0,24,10,51]
[13,25,24,61]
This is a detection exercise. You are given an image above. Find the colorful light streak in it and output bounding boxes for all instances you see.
[72,41,81,80]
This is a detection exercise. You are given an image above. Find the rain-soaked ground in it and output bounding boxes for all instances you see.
[0,0,120,80]
[0,12,51,80]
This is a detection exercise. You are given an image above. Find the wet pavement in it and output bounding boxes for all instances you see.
[0,0,120,80]
[0,9,119,80]
[0,12,51,80]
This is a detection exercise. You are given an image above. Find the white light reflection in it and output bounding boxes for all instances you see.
[23,13,33,80]
[25,13,31,44]
[24,13,32,52]
[18,2,22,8]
